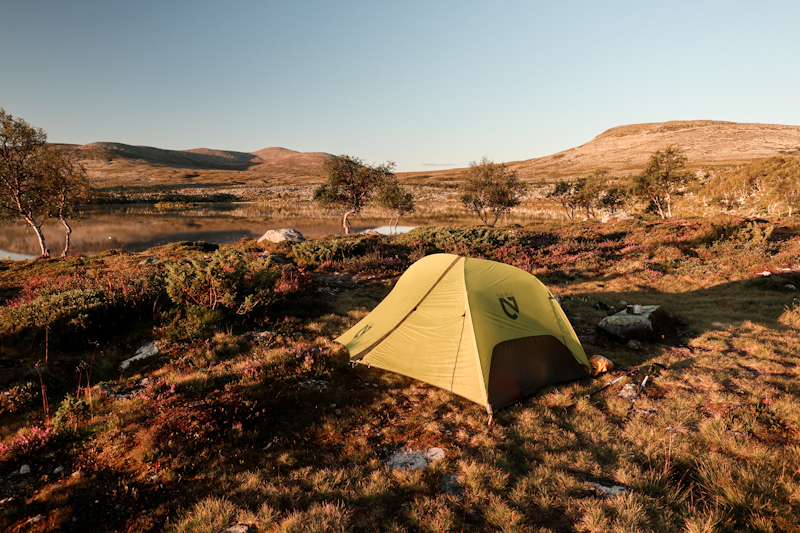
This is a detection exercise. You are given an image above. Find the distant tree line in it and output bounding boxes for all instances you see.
[548,146,696,220]
[702,156,800,218]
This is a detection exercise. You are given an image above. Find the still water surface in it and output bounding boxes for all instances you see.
[1,202,566,259]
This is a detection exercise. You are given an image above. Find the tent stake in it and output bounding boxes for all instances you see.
[566,369,637,410]
[624,363,666,422]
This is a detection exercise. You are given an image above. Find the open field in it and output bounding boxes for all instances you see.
[1,217,799,532]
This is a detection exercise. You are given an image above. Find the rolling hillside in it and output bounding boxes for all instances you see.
[56,120,800,191]
[55,142,333,190]
[400,120,800,183]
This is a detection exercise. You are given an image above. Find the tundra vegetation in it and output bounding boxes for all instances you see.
[1,215,800,532]
[0,109,92,257]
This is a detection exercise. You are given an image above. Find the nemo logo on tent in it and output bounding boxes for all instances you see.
[354,323,373,339]
[499,296,519,320]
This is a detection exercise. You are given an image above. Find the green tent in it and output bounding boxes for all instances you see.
[336,253,591,412]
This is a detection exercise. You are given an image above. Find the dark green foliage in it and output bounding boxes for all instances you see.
[1,288,111,336]
[164,249,282,315]
[52,394,90,434]
[292,234,374,265]
[396,226,515,254]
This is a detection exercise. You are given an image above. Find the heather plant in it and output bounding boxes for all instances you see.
[0,425,55,460]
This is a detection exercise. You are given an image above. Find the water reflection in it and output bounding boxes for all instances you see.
[0,201,566,257]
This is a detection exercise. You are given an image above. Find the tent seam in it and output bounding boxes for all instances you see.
[350,255,464,361]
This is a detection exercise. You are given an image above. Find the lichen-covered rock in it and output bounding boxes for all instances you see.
[598,305,670,341]
[257,228,305,244]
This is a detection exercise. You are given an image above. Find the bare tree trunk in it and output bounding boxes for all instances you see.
[342,209,357,234]
[58,215,72,257]
[23,215,50,257]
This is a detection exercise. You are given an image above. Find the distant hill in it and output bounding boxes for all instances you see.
[56,120,800,190]
[55,142,333,190]
[399,120,800,183]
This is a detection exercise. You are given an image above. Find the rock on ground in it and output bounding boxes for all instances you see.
[587,481,632,497]
[440,473,463,496]
[119,341,159,371]
[257,228,304,244]
[217,525,255,533]
[388,447,446,470]
[599,305,672,342]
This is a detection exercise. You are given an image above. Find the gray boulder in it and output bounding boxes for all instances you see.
[257,228,304,244]
[598,305,670,342]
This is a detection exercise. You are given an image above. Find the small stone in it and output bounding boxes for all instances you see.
[785,284,797,291]
[627,339,643,350]
[387,450,428,470]
[425,447,446,462]
[140,378,151,387]
[329,404,337,409]
[217,525,255,533]
[618,383,638,400]
[440,473,463,496]
[53,466,64,474]
[262,442,273,451]
[587,481,632,497]
[19,464,31,475]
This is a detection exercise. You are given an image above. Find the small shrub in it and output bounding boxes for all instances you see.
[165,249,281,314]
[52,394,90,433]
[0,381,37,415]
[292,235,372,265]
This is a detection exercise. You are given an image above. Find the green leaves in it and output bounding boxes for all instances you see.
[459,157,526,226]
[314,155,397,233]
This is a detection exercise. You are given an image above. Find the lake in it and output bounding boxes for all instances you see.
[0,201,567,259]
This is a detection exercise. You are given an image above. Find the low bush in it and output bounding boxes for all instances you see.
[292,235,374,265]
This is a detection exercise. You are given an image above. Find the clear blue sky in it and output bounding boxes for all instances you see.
[2,1,799,172]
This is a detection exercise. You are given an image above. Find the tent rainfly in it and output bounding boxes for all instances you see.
[336,253,591,414]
